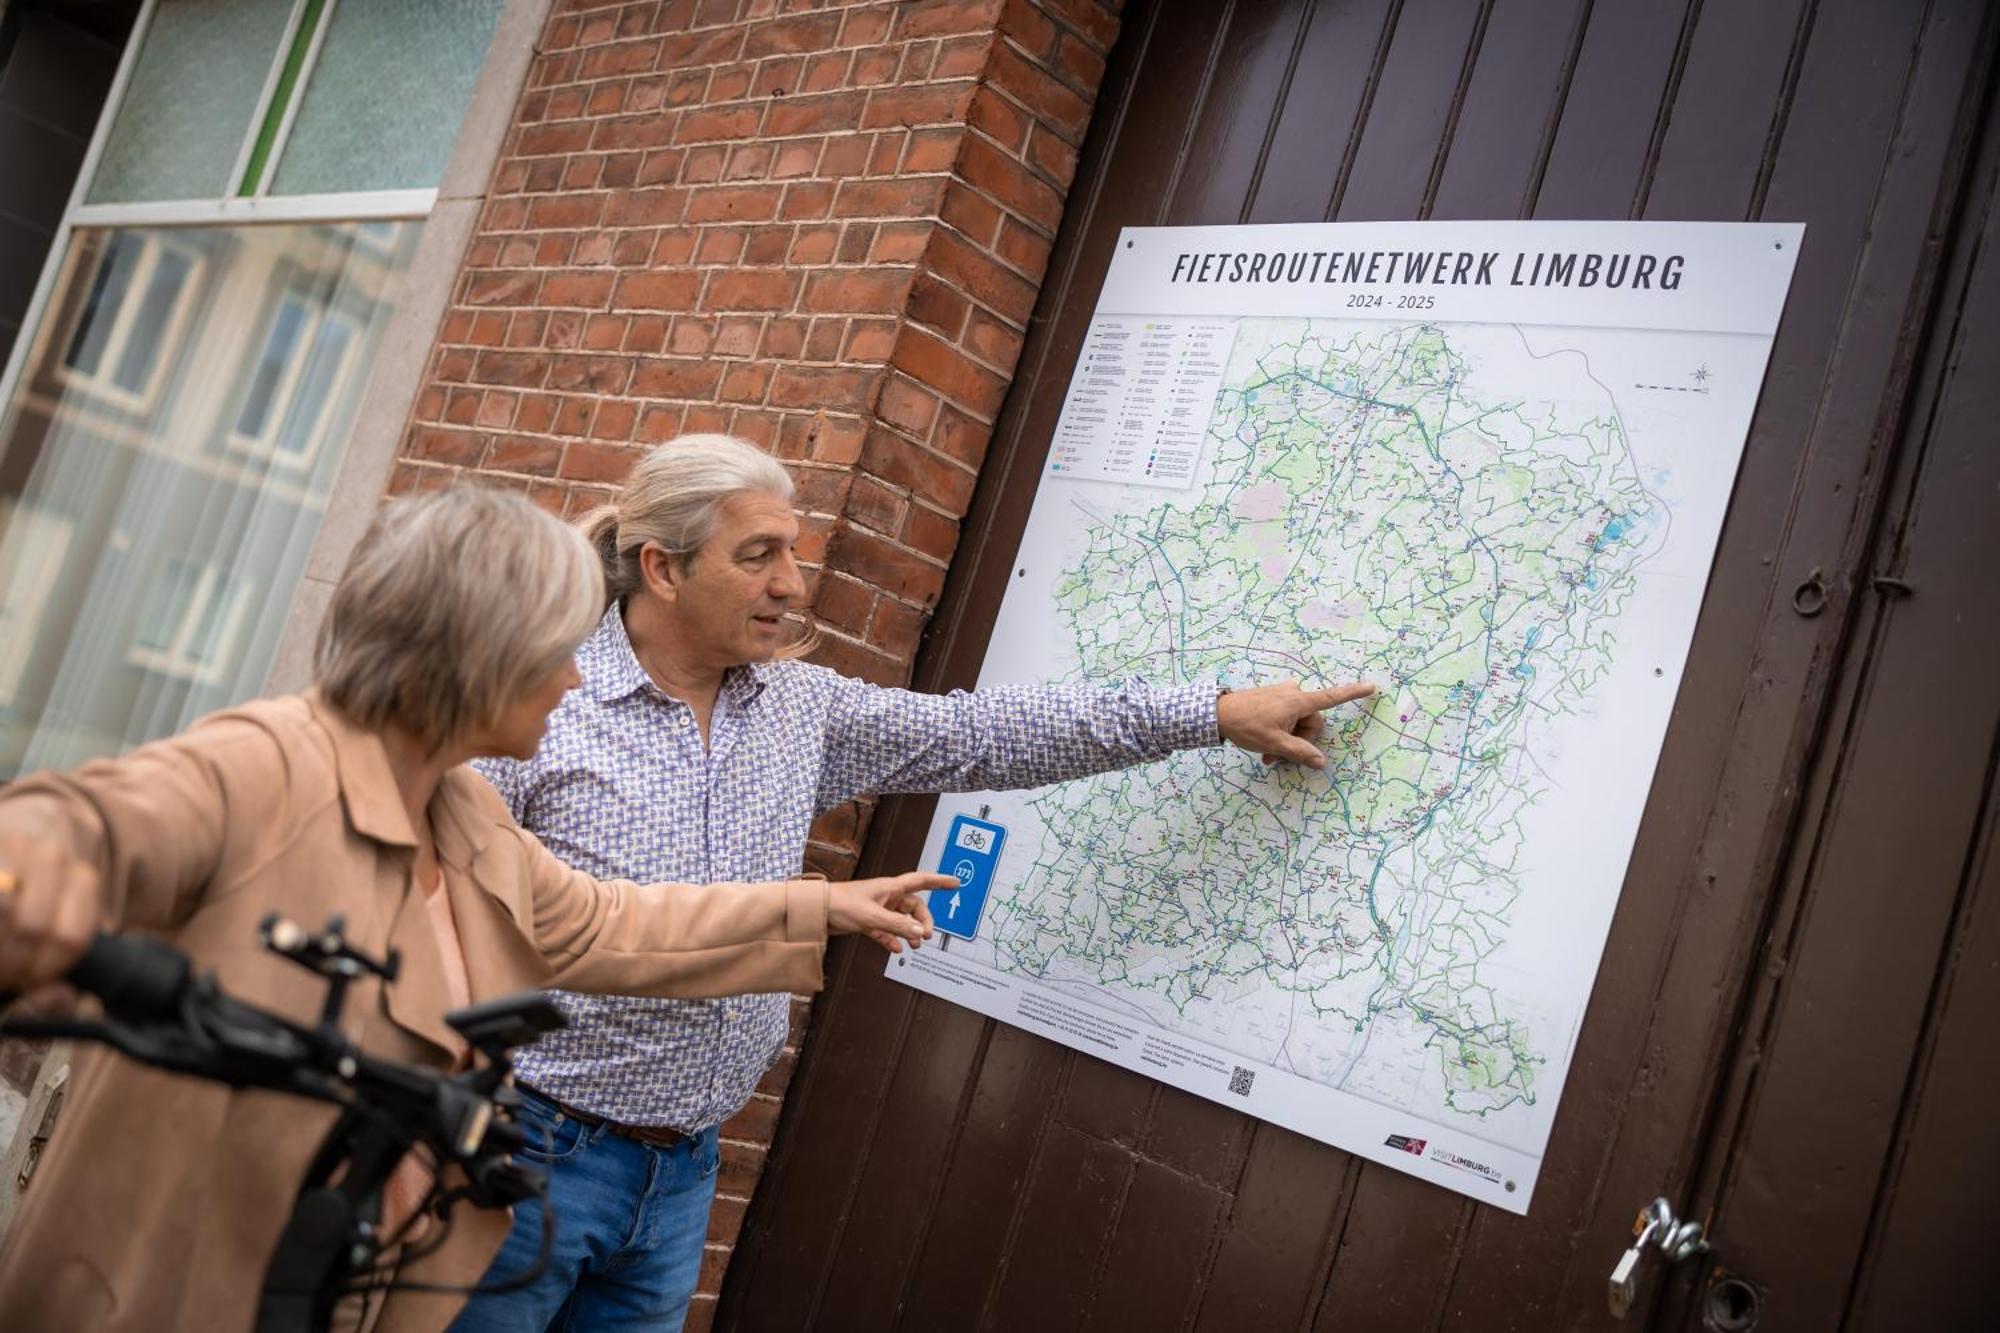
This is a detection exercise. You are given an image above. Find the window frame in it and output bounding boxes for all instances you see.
[223,279,367,470]
[126,555,257,687]
[52,230,207,414]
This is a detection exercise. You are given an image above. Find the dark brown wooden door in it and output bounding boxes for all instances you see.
[720,2,2000,1329]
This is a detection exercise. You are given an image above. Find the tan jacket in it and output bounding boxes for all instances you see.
[0,693,828,1332]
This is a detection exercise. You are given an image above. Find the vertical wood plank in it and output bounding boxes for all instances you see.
[1190,1128,1357,1332]
[981,1124,1134,1332]
[1337,0,1486,220]
[1160,0,1314,226]
[1243,0,1398,224]
[896,1024,1073,1331]
[1533,0,1693,219]
[1083,1161,1232,1333]
[1429,0,1592,219]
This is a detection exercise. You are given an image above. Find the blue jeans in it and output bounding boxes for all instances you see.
[448,1088,720,1333]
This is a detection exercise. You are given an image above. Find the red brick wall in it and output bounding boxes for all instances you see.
[391,0,1121,1321]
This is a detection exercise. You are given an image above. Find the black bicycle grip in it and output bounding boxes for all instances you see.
[66,933,192,1022]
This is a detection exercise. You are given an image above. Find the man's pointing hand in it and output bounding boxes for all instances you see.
[1216,680,1377,769]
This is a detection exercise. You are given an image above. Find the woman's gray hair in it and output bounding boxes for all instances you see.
[577,433,794,607]
[315,486,603,749]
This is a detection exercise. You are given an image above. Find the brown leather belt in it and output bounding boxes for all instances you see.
[518,1083,687,1149]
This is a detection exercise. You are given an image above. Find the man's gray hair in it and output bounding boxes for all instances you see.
[316,486,603,749]
[577,433,794,607]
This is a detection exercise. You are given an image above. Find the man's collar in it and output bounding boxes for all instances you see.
[579,605,652,703]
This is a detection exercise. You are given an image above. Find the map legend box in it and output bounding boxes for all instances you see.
[1046,316,1234,489]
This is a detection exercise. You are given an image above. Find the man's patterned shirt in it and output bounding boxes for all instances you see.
[474,607,1220,1129]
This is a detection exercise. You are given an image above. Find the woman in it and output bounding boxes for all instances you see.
[0,485,944,1332]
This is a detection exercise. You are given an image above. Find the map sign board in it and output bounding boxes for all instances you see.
[885,221,1801,1212]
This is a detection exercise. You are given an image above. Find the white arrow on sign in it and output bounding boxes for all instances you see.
[948,891,962,919]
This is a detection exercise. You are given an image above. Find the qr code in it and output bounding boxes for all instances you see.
[1229,1066,1255,1097]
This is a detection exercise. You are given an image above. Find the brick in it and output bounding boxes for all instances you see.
[591,114,680,152]
[559,440,641,483]
[958,131,1064,231]
[758,317,805,358]
[753,56,804,98]
[488,435,563,476]
[771,364,881,414]
[818,133,871,177]
[990,43,1094,142]
[1039,0,1121,50]
[788,225,839,264]
[852,46,899,87]
[870,592,930,659]
[935,32,994,79]
[803,317,845,360]
[801,268,912,313]
[862,81,976,129]
[845,473,908,533]
[860,429,977,510]
[696,227,748,264]
[967,85,1031,153]
[636,403,684,442]
[924,224,1038,322]
[938,180,1003,246]
[686,184,784,222]
[517,122,593,156]
[811,414,868,465]
[704,269,801,312]
[536,270,615,309]
[1026,121,1080,188]
[833,176,946,218]
[612,270,702,311]
[547,354,633,394]
[1054,30,1108,92]
[898,38,939,83]
[766,91,864,137]
[933,400,993,468]
[744,12,840,58]
[591,399,638,440]
[904,126,964,174]
[772,139,821,178]
[799,51,850,94]
[870,221,934,263]
[906,272,970,336]
[724,142,773,180]
[844,317,899,362]
[826,524,947,605]
[806,628,907,688]
[464,271,537,307]
[896,0,1003,40]
[604,186,687,226]
[577,37,663,81]
[515,393,559,434]
[443,388,481,424]
[582,314,628,350]
[708,63,753,104]
[744,225,789,264]
[892,324,1008,416]
[552,396,595,437]
[963,305,1025,373]
[902,499,962,559]
[778,180,836,219]
[585,82,627,117]
[994,213,1052,280]
[470,350,551,387]
[655,227,697,264]
[720,362,776,402]
[997,0,1060,60]
[636,147,686,186]
[625,314,668,353]
[867,132,905,176]
[467,311,510,346]
[631,357,726,398]
[838,5,895,47]
[875,374,939,438]
[814,571,876,635]
[676,105,764,143]
[612,231,657,266]
[717,317,764,356]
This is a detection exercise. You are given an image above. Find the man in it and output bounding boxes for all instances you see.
[452,434,1374,1331]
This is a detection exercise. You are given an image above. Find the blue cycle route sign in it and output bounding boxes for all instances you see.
[931,814,1006,941]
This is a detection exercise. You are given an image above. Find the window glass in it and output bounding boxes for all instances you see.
[87,0,298,204]
[0,220,420,775]
[270,0,505,195]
